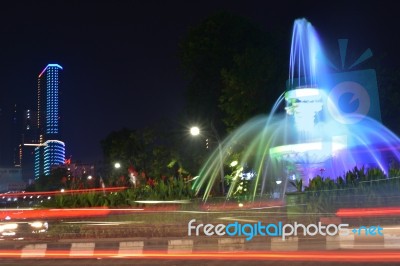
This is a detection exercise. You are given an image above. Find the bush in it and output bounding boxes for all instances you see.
[301,167,400,214]
[39,177,194,208]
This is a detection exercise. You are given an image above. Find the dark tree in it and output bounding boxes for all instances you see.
[100,121,196,182]
[378,67,400,135]
[178,11,286,132]
[25,167,68,191]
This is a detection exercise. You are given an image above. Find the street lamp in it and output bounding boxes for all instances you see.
[190,126,225,195]
[114,162,121,169]
[190,126,200,136]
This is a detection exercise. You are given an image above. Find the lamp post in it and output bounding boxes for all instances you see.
[190,125,225,195]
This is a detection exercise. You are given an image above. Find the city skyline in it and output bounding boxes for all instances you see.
[1,0,400,166]
[0,64,66,181]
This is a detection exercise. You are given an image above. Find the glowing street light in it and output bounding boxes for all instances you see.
[190,126,200,136]
[114,162,121,169]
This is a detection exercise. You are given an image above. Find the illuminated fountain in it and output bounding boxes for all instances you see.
[193,18,400,202]
[269,18,342,186]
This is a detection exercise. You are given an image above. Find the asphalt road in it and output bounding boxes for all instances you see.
[0,259,399,266]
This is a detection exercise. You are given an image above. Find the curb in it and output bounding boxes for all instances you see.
[2,233,400,258]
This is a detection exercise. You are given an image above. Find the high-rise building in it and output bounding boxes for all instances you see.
[17,109,38,180]
[34,64,66,179]
[0,103,21,167]
[37,64,63,139]
[0,105,14,167]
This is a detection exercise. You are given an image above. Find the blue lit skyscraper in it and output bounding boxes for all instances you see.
[37,64,62,139]
[34,64,65,179]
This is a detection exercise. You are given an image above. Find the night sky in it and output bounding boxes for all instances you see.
[1,0,399,165]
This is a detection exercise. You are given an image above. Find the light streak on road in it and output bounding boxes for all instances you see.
[337,207,400,217]
[0,250,400,262]
[0,208,145,220]
[0,187,128,198]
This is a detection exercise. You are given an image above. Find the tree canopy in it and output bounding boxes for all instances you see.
[99,121,204,182]
[378,67,400,135]
[178,11,287,133]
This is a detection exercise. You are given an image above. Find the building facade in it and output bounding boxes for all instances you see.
[0,167,25,192]
[0,103,21,168]
[15,109,37,181]
[34,64,66,179]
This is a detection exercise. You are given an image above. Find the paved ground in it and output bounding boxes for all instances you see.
[2,206,400,264]
[1,259,399,266]
[0,233,399,264]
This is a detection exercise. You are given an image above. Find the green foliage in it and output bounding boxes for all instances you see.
[297,167,400,215]
[336,176,345,189]
[231,179,251,202]
[289,178,303,192]
[25,168,69,192]
[224,162,254,202]
[178,11,286,131]
[40,178,194,208]
[100,125,193,180]
[389,167,400,178]
[101,127,155,176]
[132,178,194,201]
[219,45,281,130]
[377,66,400,136]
